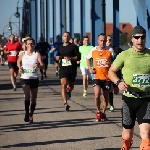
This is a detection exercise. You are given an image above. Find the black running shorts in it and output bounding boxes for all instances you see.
[8,62,18,71]
[122,95,150,129]
[20,78,39,88]
[59,67,77,82]
[92,79,111,91]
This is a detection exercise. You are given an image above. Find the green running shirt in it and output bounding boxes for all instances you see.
[79,45,93,67]
[113,48,150,97]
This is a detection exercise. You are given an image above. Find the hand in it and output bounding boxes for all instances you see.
[19,67,23,74]
[33,63,39,68]
[118,81,128,91]
[89,67,96,74]
[64,56,71,61]
[51,48,55,51]
[6,51,10,54]
[77,61,80,64]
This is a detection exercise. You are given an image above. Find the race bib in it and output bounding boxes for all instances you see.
[62,59,72,66]
[132,74,150,88]
[42,55,46,59]
[96,58,109,67]
[10,51,17,56]
[23,68,36,76]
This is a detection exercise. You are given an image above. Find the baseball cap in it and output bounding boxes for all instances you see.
[132,26,146,36]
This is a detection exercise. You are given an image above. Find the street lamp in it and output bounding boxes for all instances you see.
[8,22,19,35]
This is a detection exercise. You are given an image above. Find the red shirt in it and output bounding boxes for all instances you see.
[5,41,22,62]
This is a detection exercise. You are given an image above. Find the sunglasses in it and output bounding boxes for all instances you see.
[133,35,146,40]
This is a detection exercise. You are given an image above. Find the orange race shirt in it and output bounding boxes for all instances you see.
[87,46,112,81]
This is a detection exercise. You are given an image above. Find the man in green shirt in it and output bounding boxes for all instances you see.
[108,26,150,150]
[79,36,93,97]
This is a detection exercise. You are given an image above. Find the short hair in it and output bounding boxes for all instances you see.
[63,31,70,35]
[98,33,106,37]
[24,37,35,45]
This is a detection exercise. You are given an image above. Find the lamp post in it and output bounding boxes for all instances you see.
[8,22,19,35]
[14,0,21,36]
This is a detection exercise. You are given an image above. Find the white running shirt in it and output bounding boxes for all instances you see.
[21,51,39,79]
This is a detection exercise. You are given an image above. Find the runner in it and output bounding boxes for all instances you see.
[108,26,150,150]
[79,35,93,97]
[0,44,4,65]
[56,31,79,111]
[51,35,63,77]
[4,34,22,91]
[87,33,112,121]
[35,37,51,80]
[17,37,44,123]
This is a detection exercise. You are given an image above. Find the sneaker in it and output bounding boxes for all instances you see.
[44,72,47,78]
[56,71,59,77]
[109,106,114,112]
[83,92,87,97]
[67,92,71,100]
[24,113,29,122]
[13,85,16,91]
[101,113,107,121]
[41,76,43,80]
[64,104,70,111]
[29,116,33,123]
[95,112,101,122]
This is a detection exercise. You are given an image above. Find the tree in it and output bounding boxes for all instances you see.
[119,32,129,45]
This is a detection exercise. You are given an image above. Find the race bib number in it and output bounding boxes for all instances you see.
[10,51,17,56]
[23,68,36,76]
[132,74,150,88]
[62,59,72,66]
[96,58,109,67]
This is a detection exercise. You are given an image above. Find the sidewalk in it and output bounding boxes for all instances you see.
[0,65,140,150]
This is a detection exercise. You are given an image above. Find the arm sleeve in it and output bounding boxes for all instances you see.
[113,51,125,69]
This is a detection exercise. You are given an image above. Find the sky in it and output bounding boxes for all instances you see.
[0,0,137,38]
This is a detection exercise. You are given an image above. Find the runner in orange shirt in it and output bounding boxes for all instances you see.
[87,33,112,121]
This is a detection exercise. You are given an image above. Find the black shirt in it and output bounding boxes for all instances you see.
[35,42,51,56]
[57,43,79,69]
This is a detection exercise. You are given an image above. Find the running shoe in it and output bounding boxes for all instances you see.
[83,92,87,97]
[101,113,107,121]
[24,113,29,122]
[13,85,16,91]
[56,71,59,77]
[64,104,70,111]
[95,112,101,122]
[109,106,114,112]
[29,116,33,123]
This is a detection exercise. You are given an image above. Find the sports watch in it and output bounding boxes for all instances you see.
[116,80,122,86]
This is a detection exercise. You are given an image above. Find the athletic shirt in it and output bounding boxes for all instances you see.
[21,51,39,79]
[87,46,112,81]
[5,41,22,62]
[113,48,150,97]
[79,45,93,67]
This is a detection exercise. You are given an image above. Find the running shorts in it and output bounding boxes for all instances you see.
[20,78,39,88]
[8,62,18,71]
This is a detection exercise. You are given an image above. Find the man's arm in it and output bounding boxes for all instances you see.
[37,53,44,69]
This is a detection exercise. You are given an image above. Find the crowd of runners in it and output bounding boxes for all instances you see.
[1,25,150,150]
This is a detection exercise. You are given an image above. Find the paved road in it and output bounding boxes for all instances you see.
[0,65,140,150]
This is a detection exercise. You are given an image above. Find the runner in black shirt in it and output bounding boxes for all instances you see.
[35,37,51,80]
[56,32,79,111]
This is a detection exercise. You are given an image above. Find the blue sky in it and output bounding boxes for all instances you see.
[0,0,137,38]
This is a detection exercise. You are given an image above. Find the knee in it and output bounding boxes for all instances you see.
[94,93,100,99]
[140,129,150,139]
[122,129,133,140]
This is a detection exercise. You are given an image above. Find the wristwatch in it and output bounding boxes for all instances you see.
[116,80,122,86]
